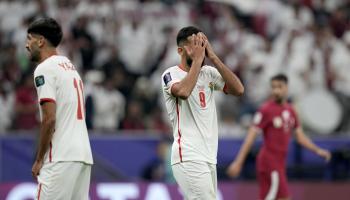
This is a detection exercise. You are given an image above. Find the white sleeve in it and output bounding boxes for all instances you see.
[207,66,227,93]
[161,69,182,96]
[34,65,57,105]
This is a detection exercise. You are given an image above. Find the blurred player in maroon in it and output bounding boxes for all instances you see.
[227,74,331,200]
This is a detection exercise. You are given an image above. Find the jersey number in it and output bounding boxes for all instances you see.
[73,78,84,120]
[199,91,206,108]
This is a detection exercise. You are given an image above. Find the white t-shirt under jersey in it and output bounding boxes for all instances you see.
[34,55,93,165]
[162,65,227,165]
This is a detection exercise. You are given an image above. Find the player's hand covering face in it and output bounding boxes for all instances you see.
[201,34,216,59]
[183,33,206,67]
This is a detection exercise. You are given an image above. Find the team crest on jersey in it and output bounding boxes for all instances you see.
[163,72,172,85]
[273,117,283,128]
[35,75,45,87]
[209,82,215,91]
[282,110,290,121]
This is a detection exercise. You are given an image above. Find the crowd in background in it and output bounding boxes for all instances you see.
[0,0,350,137]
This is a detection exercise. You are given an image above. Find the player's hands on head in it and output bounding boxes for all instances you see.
[201,33,217,60]
[226,161,242,178]
[184,33,206,63]
[316,148,332,162]
[32,159,43,179]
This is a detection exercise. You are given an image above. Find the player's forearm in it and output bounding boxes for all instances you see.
[210,55,244,96]
[172,60,202,99]
[36,117,55,161]
[235,127,258,165]
[296,129,319,153]
[296,133,319,153]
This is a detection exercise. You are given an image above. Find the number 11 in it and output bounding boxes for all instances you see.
[73,78,84,120]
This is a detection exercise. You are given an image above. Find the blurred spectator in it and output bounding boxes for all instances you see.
[120,100,145,131]
[0,77,15,133]
[331,31,350,130]
[146,106,171,135]
[71,15,96,71]
[142,139,172,182]
[117,12,152,76]
[85,70,125,131]
[13,72,38,130]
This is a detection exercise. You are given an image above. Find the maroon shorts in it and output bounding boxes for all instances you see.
[257,169,289,200]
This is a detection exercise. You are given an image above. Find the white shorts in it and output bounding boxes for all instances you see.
[36,162,91,200]
[172,161,217,200]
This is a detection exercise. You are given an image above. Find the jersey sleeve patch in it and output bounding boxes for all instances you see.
[163,72,172,85]
[35,75,45,87]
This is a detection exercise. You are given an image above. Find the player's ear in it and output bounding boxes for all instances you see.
[177,47,183,56]
[38,36,46,48]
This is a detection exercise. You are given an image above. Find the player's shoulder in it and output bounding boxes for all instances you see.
[162,65,179,75]
[201,65,215,70]
[201,65,216,73]
[286,102,297,113]
[35,55,68,75]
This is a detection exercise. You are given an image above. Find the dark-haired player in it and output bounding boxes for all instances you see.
[26,18,93,200]
[161,26,244,199]
[227,74,331,200]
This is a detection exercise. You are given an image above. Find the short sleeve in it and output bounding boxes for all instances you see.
[253,107,269,130]
[207,66,227,94]
[34,66,56,105]
[161,69,182,96]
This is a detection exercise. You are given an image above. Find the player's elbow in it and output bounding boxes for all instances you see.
[236,87,245,96]
[295,134,303,145]
[232,86,244,97]
[172,87,191,99]
[177,90,191,99]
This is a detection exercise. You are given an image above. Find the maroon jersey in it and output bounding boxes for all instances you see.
[254,100,300,172]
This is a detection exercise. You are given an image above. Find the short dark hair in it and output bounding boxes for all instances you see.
[27,18,62,47]
[176,26,202,46]
[271,73,288,84]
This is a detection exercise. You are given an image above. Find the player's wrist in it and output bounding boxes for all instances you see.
[208,53,217,61]
[315,147,323,155]
[192,59,204,67]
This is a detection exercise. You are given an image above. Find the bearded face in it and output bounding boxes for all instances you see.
[26,34,42,63]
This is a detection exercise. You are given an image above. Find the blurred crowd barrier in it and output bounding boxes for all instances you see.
[1,182,349,200]
[1,134,349,183]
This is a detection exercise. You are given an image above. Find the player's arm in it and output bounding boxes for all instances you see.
[227,126,259,177]
[171,34,206,99]
[32,102,56,178]
[171,60,203,99]
[295,127,331,162]
[203,35,244,96]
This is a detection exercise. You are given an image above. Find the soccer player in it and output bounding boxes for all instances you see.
[161,26,244,199]
[27,18,93,200]
[227,74,331,200]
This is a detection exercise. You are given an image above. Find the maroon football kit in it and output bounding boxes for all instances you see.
[253,100,299,199]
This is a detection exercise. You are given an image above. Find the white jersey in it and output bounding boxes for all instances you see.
[162,65,227,165]
[34,55,93,165]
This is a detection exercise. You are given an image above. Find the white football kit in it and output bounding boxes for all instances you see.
[162,65,227,200]
[33,55,93,200]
